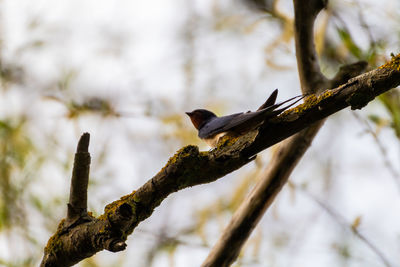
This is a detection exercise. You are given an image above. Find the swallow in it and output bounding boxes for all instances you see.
[186,89,304,147]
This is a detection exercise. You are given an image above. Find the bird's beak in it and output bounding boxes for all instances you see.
[185,112,192,116]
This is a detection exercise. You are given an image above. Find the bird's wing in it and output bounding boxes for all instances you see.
[214,110,269,134]
[198,94,305,138]
[198,112,243,139]
[216,94,305,134]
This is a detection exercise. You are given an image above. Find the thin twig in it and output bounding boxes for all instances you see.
[352,112,400,193]
[295,183,393,267]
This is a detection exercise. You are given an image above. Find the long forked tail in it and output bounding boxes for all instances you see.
[219,90,307,135]
[259,90,308,119]
[257,89,307,111]
[269,95,308,117]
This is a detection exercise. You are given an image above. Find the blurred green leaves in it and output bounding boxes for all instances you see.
[65,97,120,118]
[336,27,363,59]
[377,90,400,138]
[0,117,32,230]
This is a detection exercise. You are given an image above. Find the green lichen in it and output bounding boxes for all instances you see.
[199,151,209,157]
[281,90,334,116]
[216,134,239,149]
[177,152,209,188]
[43,219,66,254]
[319,90,334,100]
[158,145,199,172]
[139,145,203,192]
[290,94,318,114]
[100,190,136,220]
[379,53,400,71]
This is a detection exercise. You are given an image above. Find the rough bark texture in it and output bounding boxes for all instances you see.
[65,133,91,228]
[41,54,400,266]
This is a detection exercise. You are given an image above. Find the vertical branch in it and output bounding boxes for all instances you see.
[41,133,94,267]
[65,132,91,227]
[294,0,328,93]
[202,1,328,265]
[201,125,322,267]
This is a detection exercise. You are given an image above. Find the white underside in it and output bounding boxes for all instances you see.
[204,132,227,147]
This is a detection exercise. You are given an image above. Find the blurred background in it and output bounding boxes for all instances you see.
[1,0,400,266]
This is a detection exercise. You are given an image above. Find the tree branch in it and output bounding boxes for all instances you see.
[41,55,400,266]
[293,0,328,93]
[65,133,91,228]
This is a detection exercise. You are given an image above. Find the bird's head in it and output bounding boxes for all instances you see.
[185,109,217,130]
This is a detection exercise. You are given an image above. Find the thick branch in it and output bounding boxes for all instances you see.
[41,58,400,267]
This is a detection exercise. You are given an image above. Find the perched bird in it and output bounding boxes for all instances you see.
[186,89,303,147]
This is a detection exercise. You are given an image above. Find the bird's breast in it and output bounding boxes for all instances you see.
[204,132,227,147]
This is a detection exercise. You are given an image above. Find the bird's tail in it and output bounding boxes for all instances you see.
[259,91,307,118]
[257,89,278,111]
[219,91,308,136]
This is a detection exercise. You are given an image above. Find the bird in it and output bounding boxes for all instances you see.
[186,89,304,147]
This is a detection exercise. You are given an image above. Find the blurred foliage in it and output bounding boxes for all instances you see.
[139,227,208,267]
[332,241,351,261]
[193,158,265,248]
[377,89,400,138]
[243,0,276,13]
[0,62,24,88]
[336,27,363,59]
[161,113,198,147]
[0,117,32,230]
[44,70,121,118]
[65,97,120,119]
